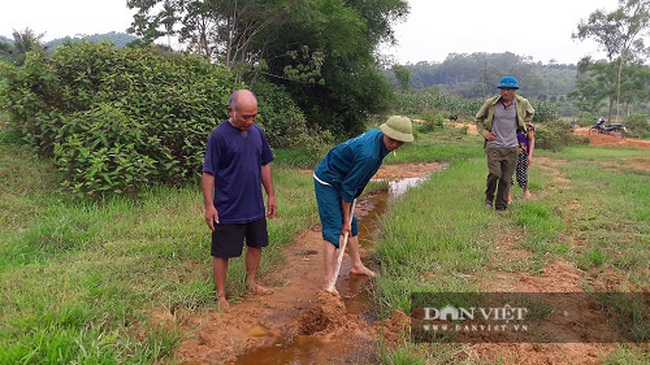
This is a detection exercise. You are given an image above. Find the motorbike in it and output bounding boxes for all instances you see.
[589,118,628,138]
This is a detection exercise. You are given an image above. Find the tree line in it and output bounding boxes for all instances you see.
[1,0,648,198]
[388,50,649,118]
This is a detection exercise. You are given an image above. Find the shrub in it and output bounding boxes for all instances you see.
[52,104,158,197]
[532,101,559,123]
[419,113,444,133]
[576,112,597,127]
[0,42,238,197]
[534,119,576,152]
[252,79,331,150]
[623,114,650,139]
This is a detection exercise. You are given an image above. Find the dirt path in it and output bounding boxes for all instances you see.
[174,226,376,364]
[470,156,647,364]
[574,127,650,149]
[448,122,650,149]
[174,163,445,365]
[447,121,479,135]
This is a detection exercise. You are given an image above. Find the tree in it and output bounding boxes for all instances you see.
[0,40,13,59]
[11,28,45,65]
[568,55,650,118]
[569,57,617,114]
[573,0,650,121]
[127,0,409,137]
[391,64,411,90]
[128,1,297,69]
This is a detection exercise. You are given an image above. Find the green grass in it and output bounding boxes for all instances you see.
[0,133,319,363]
[374,158,493,312]
[387,126,485,163]
[537,146,649,286]
[374,141,649,362]
[2,125,648,363]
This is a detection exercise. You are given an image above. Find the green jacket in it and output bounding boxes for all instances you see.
[475,94,535,138]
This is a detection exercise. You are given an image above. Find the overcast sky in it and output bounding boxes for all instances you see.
[1,0,621,65]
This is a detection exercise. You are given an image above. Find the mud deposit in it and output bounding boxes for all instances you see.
[174,163,444,364]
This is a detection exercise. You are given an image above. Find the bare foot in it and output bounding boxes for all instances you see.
[217,296,230,311]
[524,191,533,200]
[252,284,274,295]
[350,266,379,278]
[323,286,340,298]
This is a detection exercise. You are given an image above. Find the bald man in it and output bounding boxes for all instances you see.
[202,89,276,309]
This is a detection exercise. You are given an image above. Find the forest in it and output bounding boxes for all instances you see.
[385,51,649,118]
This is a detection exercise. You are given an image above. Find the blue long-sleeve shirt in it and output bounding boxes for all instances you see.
[314,129,389,202]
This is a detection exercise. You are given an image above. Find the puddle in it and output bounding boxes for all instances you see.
[386,176,428,201]
[232,174,433,365]
[233,336,326,365]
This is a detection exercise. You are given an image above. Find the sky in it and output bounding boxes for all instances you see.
[1,0,621,65]
[384,0,620,65]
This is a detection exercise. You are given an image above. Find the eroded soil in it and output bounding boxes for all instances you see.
[174,163,445,364]
[574,127,650,149]
[470,156,648,364]
[172,136,648,364]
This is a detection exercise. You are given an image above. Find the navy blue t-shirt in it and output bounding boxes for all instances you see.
[202,120,274,224]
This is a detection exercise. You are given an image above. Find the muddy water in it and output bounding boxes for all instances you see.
[233,177,428,365]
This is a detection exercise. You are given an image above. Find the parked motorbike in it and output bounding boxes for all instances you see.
[589,118,628,138]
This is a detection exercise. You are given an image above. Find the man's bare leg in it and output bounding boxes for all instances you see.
[322,240,340,295]
[523,185,533,200]
[347,235,377,277]
[245,246,273,295]
[213,257,230,309]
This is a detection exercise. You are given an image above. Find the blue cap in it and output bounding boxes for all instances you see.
[497,76,519,89]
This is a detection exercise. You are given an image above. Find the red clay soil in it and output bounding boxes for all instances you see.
[450,122,650,149]
[372,162,446,180]
[471,156,648,364]
[173,224,380,365]
[447,121,480,135]
[574,127,650,149]
[173,162,446,364]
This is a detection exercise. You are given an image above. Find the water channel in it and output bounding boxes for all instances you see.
[232,175,431,365]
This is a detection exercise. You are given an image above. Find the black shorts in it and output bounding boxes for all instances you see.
[211,217,269,258]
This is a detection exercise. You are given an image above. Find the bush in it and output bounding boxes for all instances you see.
[623,114,650,139]
[576,112,597,127]
[534,119,576,152]
[418,113,444,133]
[52,104,158,196]
[252,80,331,150]
[0,42,238,197]
[532,101,559,123]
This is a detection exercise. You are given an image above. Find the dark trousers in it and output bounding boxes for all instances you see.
[485,146,518,210]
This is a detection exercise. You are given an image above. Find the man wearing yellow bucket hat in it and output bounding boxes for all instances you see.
[313,116,414,294]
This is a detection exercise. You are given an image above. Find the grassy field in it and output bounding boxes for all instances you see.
[1,124,648,363]
[0,129,319,363]
[373,132,649,363]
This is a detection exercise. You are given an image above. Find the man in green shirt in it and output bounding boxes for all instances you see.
[475,76,535,211]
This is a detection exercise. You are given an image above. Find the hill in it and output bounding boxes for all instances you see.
[44,32,139,51]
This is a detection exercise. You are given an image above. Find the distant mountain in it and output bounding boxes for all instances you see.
[45,32,139,52]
